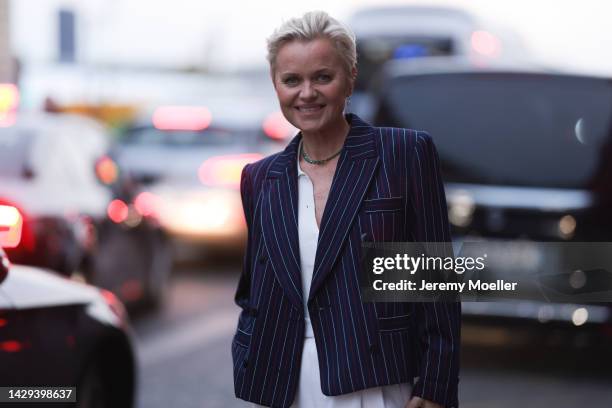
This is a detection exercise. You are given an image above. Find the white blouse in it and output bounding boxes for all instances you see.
[297,142,319,337]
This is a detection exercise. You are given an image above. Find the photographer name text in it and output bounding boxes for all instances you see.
[372,279,517,292]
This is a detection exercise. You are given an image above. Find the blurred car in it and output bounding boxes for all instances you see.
[370,56,612,342]
[0,112,172,308]
[0,231,135,407]
[113,98,295,254]
[348,5,529,121]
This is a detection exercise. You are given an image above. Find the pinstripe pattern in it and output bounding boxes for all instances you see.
[232,114,460,407]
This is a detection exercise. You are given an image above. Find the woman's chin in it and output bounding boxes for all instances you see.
[294,117,325,133]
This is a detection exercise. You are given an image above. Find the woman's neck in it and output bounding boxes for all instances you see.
[301,116,350,160]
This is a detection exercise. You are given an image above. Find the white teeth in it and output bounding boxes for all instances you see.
[298,105,323,112]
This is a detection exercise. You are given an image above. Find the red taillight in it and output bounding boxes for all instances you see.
[152,106,212,131]
[134,191,158,217]
[198,153,263,188]
[0,340,23,353]
[107,199,129,223]
[0,205,23,248]
[263,111,295,141]
[0,84,19,128]
[95,155,119,185]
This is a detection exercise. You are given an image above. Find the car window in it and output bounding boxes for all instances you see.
[0,127,35,178]
[121,127,257,147]
[355,37,454,91]
[379,73,612,189]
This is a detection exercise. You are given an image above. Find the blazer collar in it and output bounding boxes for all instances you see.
[266,113,378,179]
[262,113,379,308]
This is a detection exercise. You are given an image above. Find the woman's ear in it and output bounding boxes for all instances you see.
[347,66,358,96]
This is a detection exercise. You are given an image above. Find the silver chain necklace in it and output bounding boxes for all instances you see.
[300,142,342,165]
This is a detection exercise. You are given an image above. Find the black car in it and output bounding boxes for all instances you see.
[348,6,528,121]
[0,112,171,308]
[371,57,612,342]
[0,244,135,408]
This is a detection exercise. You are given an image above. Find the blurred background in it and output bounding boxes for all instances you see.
[1,0,612,407]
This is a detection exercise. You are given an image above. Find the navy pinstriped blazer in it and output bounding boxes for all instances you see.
[232,114,460,407]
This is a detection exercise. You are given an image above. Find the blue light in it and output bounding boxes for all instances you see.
[393,44,428,59]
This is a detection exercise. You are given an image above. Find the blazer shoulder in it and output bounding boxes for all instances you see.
[372,126,433,153]
[374,126,431,143]
[242,151,284,192]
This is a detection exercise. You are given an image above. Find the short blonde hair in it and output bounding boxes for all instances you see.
[266,11,357,76]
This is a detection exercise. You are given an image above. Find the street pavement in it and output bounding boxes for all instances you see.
[131,262,612,408]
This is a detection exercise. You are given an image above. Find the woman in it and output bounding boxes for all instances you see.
[232,11,460,408]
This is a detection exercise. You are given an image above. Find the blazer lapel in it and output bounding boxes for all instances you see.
[308,114,380,302]
[261,135,304,310]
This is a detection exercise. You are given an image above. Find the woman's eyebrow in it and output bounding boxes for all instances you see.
[278,68,334,77]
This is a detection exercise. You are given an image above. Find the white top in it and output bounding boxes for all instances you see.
[297,140,319,337]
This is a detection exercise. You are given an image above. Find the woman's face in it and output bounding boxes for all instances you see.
[272,37,355,134]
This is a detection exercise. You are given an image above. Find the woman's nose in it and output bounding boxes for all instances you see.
[299,82,317,100]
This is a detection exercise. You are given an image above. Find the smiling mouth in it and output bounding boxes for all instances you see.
[295,104,325,113]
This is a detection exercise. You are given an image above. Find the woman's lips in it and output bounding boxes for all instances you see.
[295,104,325,113]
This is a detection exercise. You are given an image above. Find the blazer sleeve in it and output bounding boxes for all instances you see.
[408,132,461,408]
[234,163,253,311]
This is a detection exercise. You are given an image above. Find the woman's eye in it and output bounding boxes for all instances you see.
[317,74,332,82]
[283,77,299,85]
